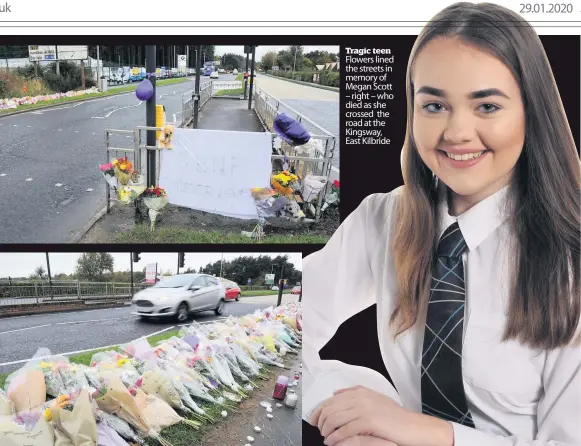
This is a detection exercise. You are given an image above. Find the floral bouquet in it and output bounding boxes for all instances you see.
[98,163,118,190]
[322,179,340,212]
[116,185,146,205]
[142,186,168,231]
[271,171,299,197]
[112,157,133,186]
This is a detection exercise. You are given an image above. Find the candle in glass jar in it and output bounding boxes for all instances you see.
[273,375,289,400]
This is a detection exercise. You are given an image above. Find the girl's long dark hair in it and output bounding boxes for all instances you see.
[390,2,580,349]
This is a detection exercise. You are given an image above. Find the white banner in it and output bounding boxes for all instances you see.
[57,45,88,60]
[159,128,273,219]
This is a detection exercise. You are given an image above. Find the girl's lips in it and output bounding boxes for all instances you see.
[438,150,489,168]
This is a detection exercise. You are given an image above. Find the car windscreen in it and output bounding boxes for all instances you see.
[153,275,194,288]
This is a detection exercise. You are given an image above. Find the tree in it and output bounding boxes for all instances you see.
[261,50,279,71]
[222,53,245,71]
[288,45,304,71]
[75,253,114,282]
[33,266,46,280]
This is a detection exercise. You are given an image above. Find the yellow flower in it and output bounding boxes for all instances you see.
[120,163,127,171]
[117,358,127,367]
[43,408,52,421]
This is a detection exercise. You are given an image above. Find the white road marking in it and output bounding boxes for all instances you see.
[31,111,43,115]
[12,124,17,127]
[0,325,175,368]
[91,116,105,119]
[27,125,31,128]
[0,324,51,335]
[86,188,94,192]
[96,101,143,119]
[55,183,63,187]
[74,130,79,133]
[56,315,138,326]
[25,178,33,181]
[0,173,6,176]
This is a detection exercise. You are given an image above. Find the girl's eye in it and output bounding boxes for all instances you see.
[478,103,501,114]
[422,102,446,113]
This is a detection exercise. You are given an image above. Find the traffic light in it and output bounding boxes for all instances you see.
[178,252,185,268]
[132,252,141,263]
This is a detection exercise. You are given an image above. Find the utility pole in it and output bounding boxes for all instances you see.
[244,51,249,100]
[80,59,86,89]
[248,45,256,110]
[55,46,60,75]
[193,45,201,128]
[46,252,53,301]
[292,46,298,80]
[96,45,101,90]
[219,253,224,279]
[145,45,157,186]
[130,253,134,297]
[277,263,285,307]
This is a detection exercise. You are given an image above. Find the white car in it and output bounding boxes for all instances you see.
[131,273,226,322]
[210,71,219,79]
[233,69,239,75]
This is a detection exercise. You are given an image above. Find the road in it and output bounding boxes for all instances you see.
[0,293,294,375]
[0,75,231,243]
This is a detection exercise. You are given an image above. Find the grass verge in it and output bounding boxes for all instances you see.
[242,290,291,297]
[0,77,193,115]
[113,226,329,244]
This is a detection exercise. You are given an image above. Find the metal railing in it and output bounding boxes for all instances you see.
[0,281,150,307]
[253,85,337,218]
[175,82,212,128]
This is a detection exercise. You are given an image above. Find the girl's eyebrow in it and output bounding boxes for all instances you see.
[416,85,511,100]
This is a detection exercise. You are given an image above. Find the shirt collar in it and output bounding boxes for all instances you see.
[438,184,512,252]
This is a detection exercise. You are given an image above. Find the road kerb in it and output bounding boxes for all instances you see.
[69,203,112,243]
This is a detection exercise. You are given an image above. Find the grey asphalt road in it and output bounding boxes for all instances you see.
[0,75,230,243]
[0,296,274,375]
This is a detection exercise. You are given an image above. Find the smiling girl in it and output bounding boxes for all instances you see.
[302,2,580,446]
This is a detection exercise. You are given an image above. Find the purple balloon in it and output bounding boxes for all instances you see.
[135,78,153,101]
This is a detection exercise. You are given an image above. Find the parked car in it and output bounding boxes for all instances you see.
[210,71,219,79]
[131,274,226,322]
[223,281,241,301]
[291,286,301,295]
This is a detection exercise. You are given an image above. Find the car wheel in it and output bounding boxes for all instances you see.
[215,299,225,315]
[176,302,189,322]
[235,293,240,301]
[139,316,150,322]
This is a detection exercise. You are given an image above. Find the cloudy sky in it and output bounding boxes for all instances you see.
[215,45,339,60]
[0,252,302,278]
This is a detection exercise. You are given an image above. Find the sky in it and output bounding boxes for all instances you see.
[215,45,339,60]
[0,252,302,278]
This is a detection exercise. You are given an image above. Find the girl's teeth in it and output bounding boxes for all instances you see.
[446,151,484,161]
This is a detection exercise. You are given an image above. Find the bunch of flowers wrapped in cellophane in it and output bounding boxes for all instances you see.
[249,188,278,241]
[98,162,118,190]
[271,170,299,197]
[112,157,133,186]
[116,185,146,205]
[142,186,168,231]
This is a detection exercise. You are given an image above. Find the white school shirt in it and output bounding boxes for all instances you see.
[302,185,581,446]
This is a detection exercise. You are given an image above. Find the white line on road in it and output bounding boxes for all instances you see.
[0,325,175,368]
[56,315,138,326]
[0,324,51,335]
[92,101,143,120]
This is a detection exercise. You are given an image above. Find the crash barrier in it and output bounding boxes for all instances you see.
[104,125,332,220]
[0,281,150,306]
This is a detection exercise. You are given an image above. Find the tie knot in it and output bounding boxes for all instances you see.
[437,222,468,258]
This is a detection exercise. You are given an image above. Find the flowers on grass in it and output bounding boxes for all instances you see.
[143,186,169,231]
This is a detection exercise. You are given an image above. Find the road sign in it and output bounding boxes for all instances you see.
[265,274,275,285]
[28,45,57,62]
[57,46,88,60]
[146,263,157,284]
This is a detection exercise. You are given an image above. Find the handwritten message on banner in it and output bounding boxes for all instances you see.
[159,128,272,219]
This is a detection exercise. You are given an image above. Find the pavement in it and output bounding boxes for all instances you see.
[198,97,264,132]
[0,295,288,375]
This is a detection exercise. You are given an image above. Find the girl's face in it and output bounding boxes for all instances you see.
[412,37,526,212]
